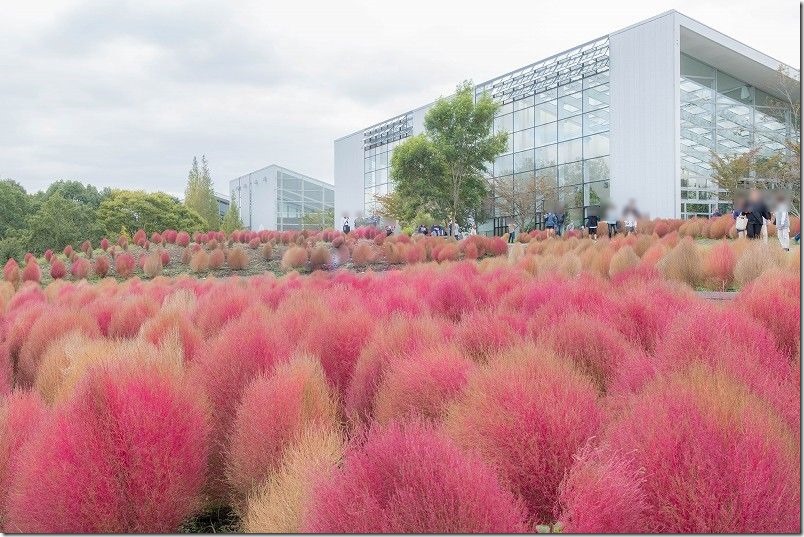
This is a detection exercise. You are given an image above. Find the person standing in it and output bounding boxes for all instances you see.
[773,194,790,251]
[745,189,770,240]
[507,222,517,244]
[342,216,351,234]
[544,212,557,235]
[585,212,599,240]
[556,211,566,237]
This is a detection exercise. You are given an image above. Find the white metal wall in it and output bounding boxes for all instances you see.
[609,11,680,219]
[230,167,278,231]
[333,132,364,227]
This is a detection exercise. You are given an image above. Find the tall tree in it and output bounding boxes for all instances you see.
[390,81,507,230]
[221,197,244,233]
[99,190,206,235]
[0,180,31,239]
[492,173,557,230]
[24,193,106,254]
[184,155,220,229]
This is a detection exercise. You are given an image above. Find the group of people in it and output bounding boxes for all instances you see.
[733,189,794,251]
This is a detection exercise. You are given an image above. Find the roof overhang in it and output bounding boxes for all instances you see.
[678,14,799,102]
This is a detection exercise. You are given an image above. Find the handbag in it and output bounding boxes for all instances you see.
[735,214,748,231]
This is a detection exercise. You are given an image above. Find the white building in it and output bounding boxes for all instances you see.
[230,164,334,231]
[334,10,799,231]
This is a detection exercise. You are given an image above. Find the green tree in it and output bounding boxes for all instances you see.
[24,192,106,254]
[184,155,220,229]
[0,180,31,239]
[390,81,507,230]
[43,180,108,208]
[98,190,206,235]
[221,197,244,233]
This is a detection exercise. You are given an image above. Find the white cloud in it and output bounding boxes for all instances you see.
[0,0,799,194]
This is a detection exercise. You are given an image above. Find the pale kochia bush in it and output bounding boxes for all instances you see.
[657,238,702,288]
[5,359,211,533]
[733,241,784,287]
[243,426,345,533]
[608,245,640,278]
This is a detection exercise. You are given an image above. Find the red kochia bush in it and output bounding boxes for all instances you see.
[703,240,736,290]
[556,445,649,533]
[70,257,90,280]
[6,360,211,533]
[226,356,338,503]
[373,345,474,424]
[93,254,110,278]
[601,365,800,533]
[63,245,73,258]
[445,344,603,525]
[114,252,136,278]
[302,421,528,533]
[3,259,19,285]
[100,238,109,251]
[0,391,47,530]
[176,231,190,247]
[50,258,67,280]
[21,260,40,284]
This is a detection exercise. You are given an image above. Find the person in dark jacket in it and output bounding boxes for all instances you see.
[745,189,770,239]
[585,212,600,240]
[556,211,566,237]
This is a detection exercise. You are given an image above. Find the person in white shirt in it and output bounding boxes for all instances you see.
[773,194,791,251]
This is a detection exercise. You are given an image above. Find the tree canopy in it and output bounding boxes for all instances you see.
[390,81,507,229]
[25,192,107,254]
[221,197,244,233]
[184,156,220,230]
[97,190,207,235]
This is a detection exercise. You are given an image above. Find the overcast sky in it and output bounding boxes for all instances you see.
[1,0,799,197]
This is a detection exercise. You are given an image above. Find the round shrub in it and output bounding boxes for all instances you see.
[21,260,41,284]
[301,421,528,533]
[93,254,110,278]
[226,355,338,505]
[373,345,474,424]
[281,246,308,271]
[114,252,136,279]
[243,426,345,533]
[227,246,248,270]
[445,344,603,525]
[6,359,211,533]
[50,258,67,280]
[208,248,225,270]
[601,364,800,533]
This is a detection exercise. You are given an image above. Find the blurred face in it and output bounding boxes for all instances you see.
[749,190,760,202]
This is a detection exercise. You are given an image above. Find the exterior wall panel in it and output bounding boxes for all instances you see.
[609,12,680,219]
[333,132,364,227]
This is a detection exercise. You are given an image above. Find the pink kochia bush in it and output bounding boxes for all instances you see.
[301,421,528,533]
[585,365,801,533]
[5,360,211,533]
[50,258,67,280]
[188,306,294,497]
[21,260,41,284]
[445,344,603,524]
[114,252,136,279]
[0,391,47,530]
[226,356,338,504]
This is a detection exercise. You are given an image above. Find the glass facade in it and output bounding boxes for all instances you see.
[363,114,413,218]
[680,53,798,218]
[277,171,335,230]
[482,39,611,228]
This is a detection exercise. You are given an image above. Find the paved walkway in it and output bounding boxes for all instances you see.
[697,291,737,301]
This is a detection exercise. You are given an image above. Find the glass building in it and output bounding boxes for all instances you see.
[334,10,799,231]
[230,164,334,231]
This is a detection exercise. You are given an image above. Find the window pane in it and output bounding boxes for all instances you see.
[583,109,609,136]
[535,166,557,184]
[558,92,583,118]
[513,95,534,110]
[559,185,584,208]
[534,99,558,125]
[558,162,583,187]
[557,138,583,163]
[494,113,513,135]
[514,107,535,131]
[583,70,609,89]
[535,122,557,146]
[558,80,582,96]
[535,88,557,104]
[583,84,609,112]
[494,154,514,176]
[514,149,534,173]
[585,180,610,206]
[583,133,609,159]
[584,156,609,182]
[558,116,583,142]
[534,145,557,169]
[514,128,534,151]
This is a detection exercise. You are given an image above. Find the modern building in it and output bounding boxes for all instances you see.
[230,164,334,231]
[214,192,230,220]
[334,10,800,231]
